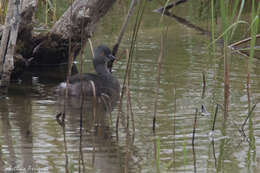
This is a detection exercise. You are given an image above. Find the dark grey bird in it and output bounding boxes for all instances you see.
[57,45,120,103]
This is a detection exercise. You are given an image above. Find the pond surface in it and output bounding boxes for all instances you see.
[1,1,260,173]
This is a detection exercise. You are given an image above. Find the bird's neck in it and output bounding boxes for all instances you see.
[95,65,111,76]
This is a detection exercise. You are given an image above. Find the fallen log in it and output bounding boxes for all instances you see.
[0,0,116,80]
[30,0,116,66]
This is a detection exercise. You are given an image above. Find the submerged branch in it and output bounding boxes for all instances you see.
[153,0,189,13]
[228,34,260,59]
[228,34,260,48]
[167,13,211,35]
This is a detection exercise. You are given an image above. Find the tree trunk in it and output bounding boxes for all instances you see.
[31,0,116,66]
[0,0,22,95]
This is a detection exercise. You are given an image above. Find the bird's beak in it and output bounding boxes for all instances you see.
[107,54,115,73]
[108,54,115,61]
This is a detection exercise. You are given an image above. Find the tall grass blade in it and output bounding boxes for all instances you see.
[210,0,215,52]
[230,0,245,39]
[249,16,259,59]
[220,0,228,42]
[53,0,57,22]
[45,0,48,24]
[156,137,161,173]
[152,0,169,131]
[210,20,247,48]
[116,0,146,133]
[231,0,240,22]
[248,2,259,75]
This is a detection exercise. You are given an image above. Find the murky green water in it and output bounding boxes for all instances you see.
[0,1,260,173]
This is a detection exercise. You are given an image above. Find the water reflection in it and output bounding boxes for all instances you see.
[0,80,128,172]
[0,95,33,172]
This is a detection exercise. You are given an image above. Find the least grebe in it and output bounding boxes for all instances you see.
[57,45,120,101]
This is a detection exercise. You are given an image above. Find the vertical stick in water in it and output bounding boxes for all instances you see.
[116,0,146,134]
[153,34,164,131]
[112,0,138,56]
[220,0,230,119]
[192,108,198,146]
[212,104,218,131]
[172,87,176,164]
[201,72,206,99]
[223,54,229,120]
[192,108,198,173]
[62,0,74,122]
[241,104,256,131]
[126,50,130,130]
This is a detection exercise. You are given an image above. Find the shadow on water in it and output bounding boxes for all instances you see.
[21,64,79,84]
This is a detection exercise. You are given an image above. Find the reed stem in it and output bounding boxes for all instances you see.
[212,104,218,131]
[192,108,198,146]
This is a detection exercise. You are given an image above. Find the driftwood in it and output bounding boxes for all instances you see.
[153,1,211,37]
[153,0,188,13]
[32,0,116,65]
[0,0,116,80]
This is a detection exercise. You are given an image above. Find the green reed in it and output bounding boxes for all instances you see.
[53,0,57,22]
[247,4,259,153]
[153,0,169,131]
[210,0,260,121]
[210,0,249,47]
[219,0,245,43]
[0,0,8,24]
[154,136,175,172]
[220,0,228,43]
[45,0,49,24]
[45,0,57,25]
[156,137,161,173]
[116,0,146,133]
[230,0,245,39]
[249,1,260,60]
[210,0,215,52]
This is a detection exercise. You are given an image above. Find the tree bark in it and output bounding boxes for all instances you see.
[29,0,116,66]
[0,0,22,95]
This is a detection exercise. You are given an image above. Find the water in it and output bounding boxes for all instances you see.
[1,1,260,173]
